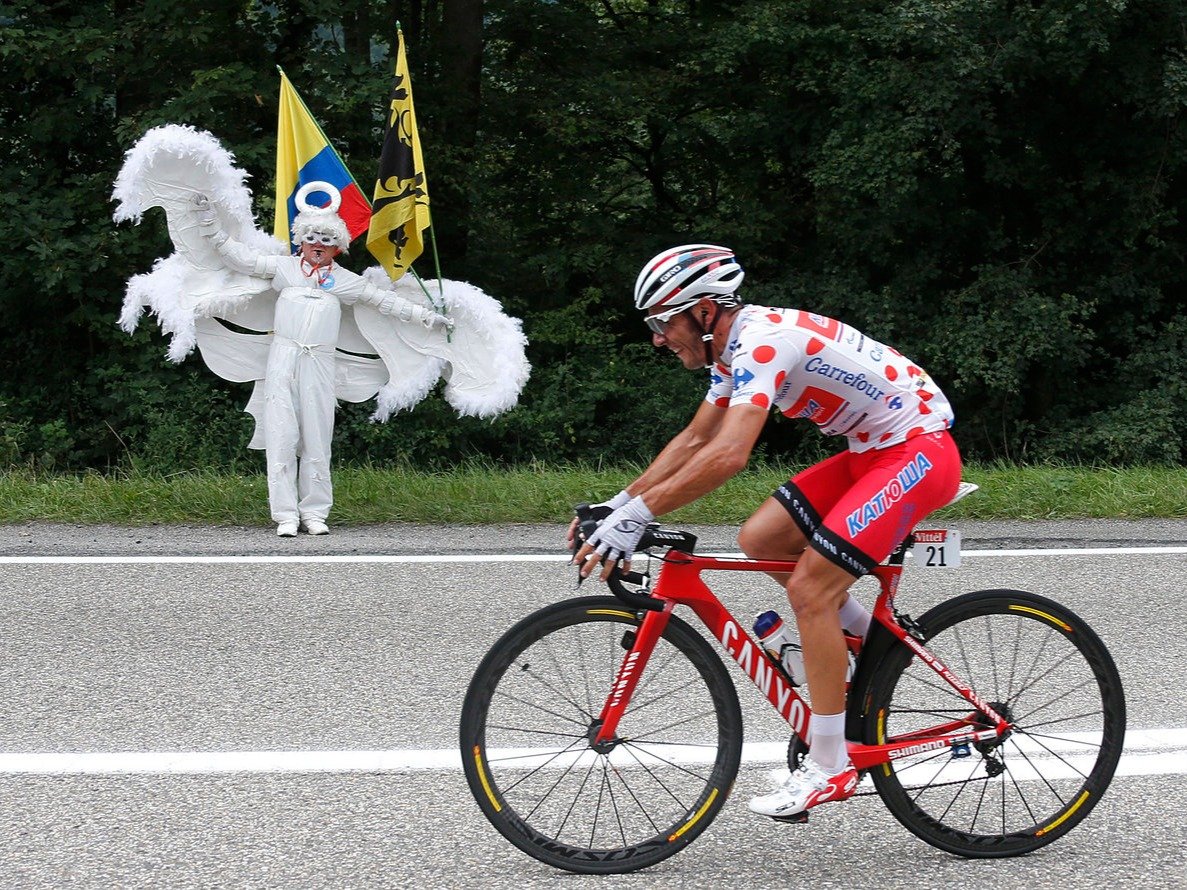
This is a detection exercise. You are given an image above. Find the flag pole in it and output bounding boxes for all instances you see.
[394,25,447,318]
[276,66,373,214]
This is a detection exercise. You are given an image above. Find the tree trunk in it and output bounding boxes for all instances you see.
[436,0,483,263]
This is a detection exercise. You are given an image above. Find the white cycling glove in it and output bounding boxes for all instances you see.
[597,490,632,513]
[586,495,654,566]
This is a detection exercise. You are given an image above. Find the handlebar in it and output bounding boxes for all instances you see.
[573,503,699,612]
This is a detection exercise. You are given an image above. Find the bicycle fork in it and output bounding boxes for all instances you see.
[590,602,674,748]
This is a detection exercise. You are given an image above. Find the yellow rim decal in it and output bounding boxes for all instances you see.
[668,788,719,841]
[878,710,892,777]
[473,746,502,813]
[587,608,634,619]
[1037,790,1089,835]
[1010,605,1073,633]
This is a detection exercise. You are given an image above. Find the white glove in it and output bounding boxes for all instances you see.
[376,297,454,333]
[585,495,654,567]
[600,490,632,512]
[424,310,454,333]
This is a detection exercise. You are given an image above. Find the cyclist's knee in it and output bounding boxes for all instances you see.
[739,511,807,559]
[737,520,769,558]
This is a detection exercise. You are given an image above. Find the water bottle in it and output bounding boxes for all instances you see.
[753,610,805,686]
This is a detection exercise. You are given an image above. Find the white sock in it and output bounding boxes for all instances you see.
[807,711,848,774]
[838,594,871,639]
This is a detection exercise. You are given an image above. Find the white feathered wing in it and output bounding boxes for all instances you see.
[113,124,529,435]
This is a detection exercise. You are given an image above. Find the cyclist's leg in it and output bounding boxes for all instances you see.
[740,450,874,637]
[786,550,856,718]
[752,434,963,817]
[785,436,960,771]
[749,547,863,817]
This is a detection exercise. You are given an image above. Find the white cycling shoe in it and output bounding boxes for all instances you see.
[748,756,859,818]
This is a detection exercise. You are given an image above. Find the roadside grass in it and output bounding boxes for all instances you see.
[0,462,1184,526]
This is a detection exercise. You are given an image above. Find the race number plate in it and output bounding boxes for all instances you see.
[911,529,961,568]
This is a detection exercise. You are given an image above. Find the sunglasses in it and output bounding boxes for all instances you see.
[302,232,337,246]
[644,303,694,335]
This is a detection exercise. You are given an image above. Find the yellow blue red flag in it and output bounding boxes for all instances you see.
[275,70,371,250]
[367,29,431,280]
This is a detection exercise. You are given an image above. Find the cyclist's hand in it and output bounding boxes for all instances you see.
[565,490,631,551]
[573,496,653,580]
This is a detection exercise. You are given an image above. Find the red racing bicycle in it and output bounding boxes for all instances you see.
[460,507,1126,874]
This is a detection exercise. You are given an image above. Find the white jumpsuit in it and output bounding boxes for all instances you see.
[214,240,414,524]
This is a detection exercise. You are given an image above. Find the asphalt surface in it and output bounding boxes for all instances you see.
[0,520,1184,888]
[1,517,1185,556]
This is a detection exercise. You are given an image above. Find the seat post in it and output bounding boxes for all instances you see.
[886,534,915,567]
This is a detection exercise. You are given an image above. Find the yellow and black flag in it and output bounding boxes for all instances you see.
[367,28,431,280]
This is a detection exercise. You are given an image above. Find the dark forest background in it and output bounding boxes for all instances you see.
[3,0,1186,472]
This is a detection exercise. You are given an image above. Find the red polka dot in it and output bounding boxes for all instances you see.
[753,345,776,363]
[751,393,770,409]
[885,365,899,381]
[907,365,922,378]
[857,432,870,443]
[774,370,786,390]
[918,389,934,401]
[879,433,893,442]
[715,397,730,408]
[807,338,825,355]
[918,402,931,415]
[767,313,783,323]
[907,427,925,439]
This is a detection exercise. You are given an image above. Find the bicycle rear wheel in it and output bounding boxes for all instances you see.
[459,595,742,874]
[864,590,1125,857]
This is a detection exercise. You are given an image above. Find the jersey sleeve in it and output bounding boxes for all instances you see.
[726,324,804,412]
[704,362,733,407]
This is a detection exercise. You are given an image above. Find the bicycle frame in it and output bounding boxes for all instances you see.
[592,549,1012,771]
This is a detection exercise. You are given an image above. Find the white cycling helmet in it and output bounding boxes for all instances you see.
[633,244,745,312]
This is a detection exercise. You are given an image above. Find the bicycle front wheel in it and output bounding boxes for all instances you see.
[459,595,742,874]
[864,589,1126,857]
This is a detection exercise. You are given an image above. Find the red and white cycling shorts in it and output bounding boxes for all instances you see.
[773,430,962,577]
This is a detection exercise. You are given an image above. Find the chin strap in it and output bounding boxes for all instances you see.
[693,304,722,368]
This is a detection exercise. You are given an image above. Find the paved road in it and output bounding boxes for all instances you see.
[0,520,1184,888]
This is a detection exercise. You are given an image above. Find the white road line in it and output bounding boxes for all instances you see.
[1,728,1183,776]
[0,546,1185,565]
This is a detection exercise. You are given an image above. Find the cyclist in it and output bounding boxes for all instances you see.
[571,244,961,818]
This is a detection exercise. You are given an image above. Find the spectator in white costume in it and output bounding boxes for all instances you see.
[193,183,451,537]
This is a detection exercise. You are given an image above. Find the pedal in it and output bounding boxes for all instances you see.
[772,812,810,824]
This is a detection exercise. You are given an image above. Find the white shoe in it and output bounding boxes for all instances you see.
[276,521,299,538]
[748,757,858,818]
[301,519,329,536]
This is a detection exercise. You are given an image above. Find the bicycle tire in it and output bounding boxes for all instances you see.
[459,595,742,874]
[862,589,1126,857]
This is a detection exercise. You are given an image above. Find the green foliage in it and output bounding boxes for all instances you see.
[3,0,1186,473]
[1,462,1183,525]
